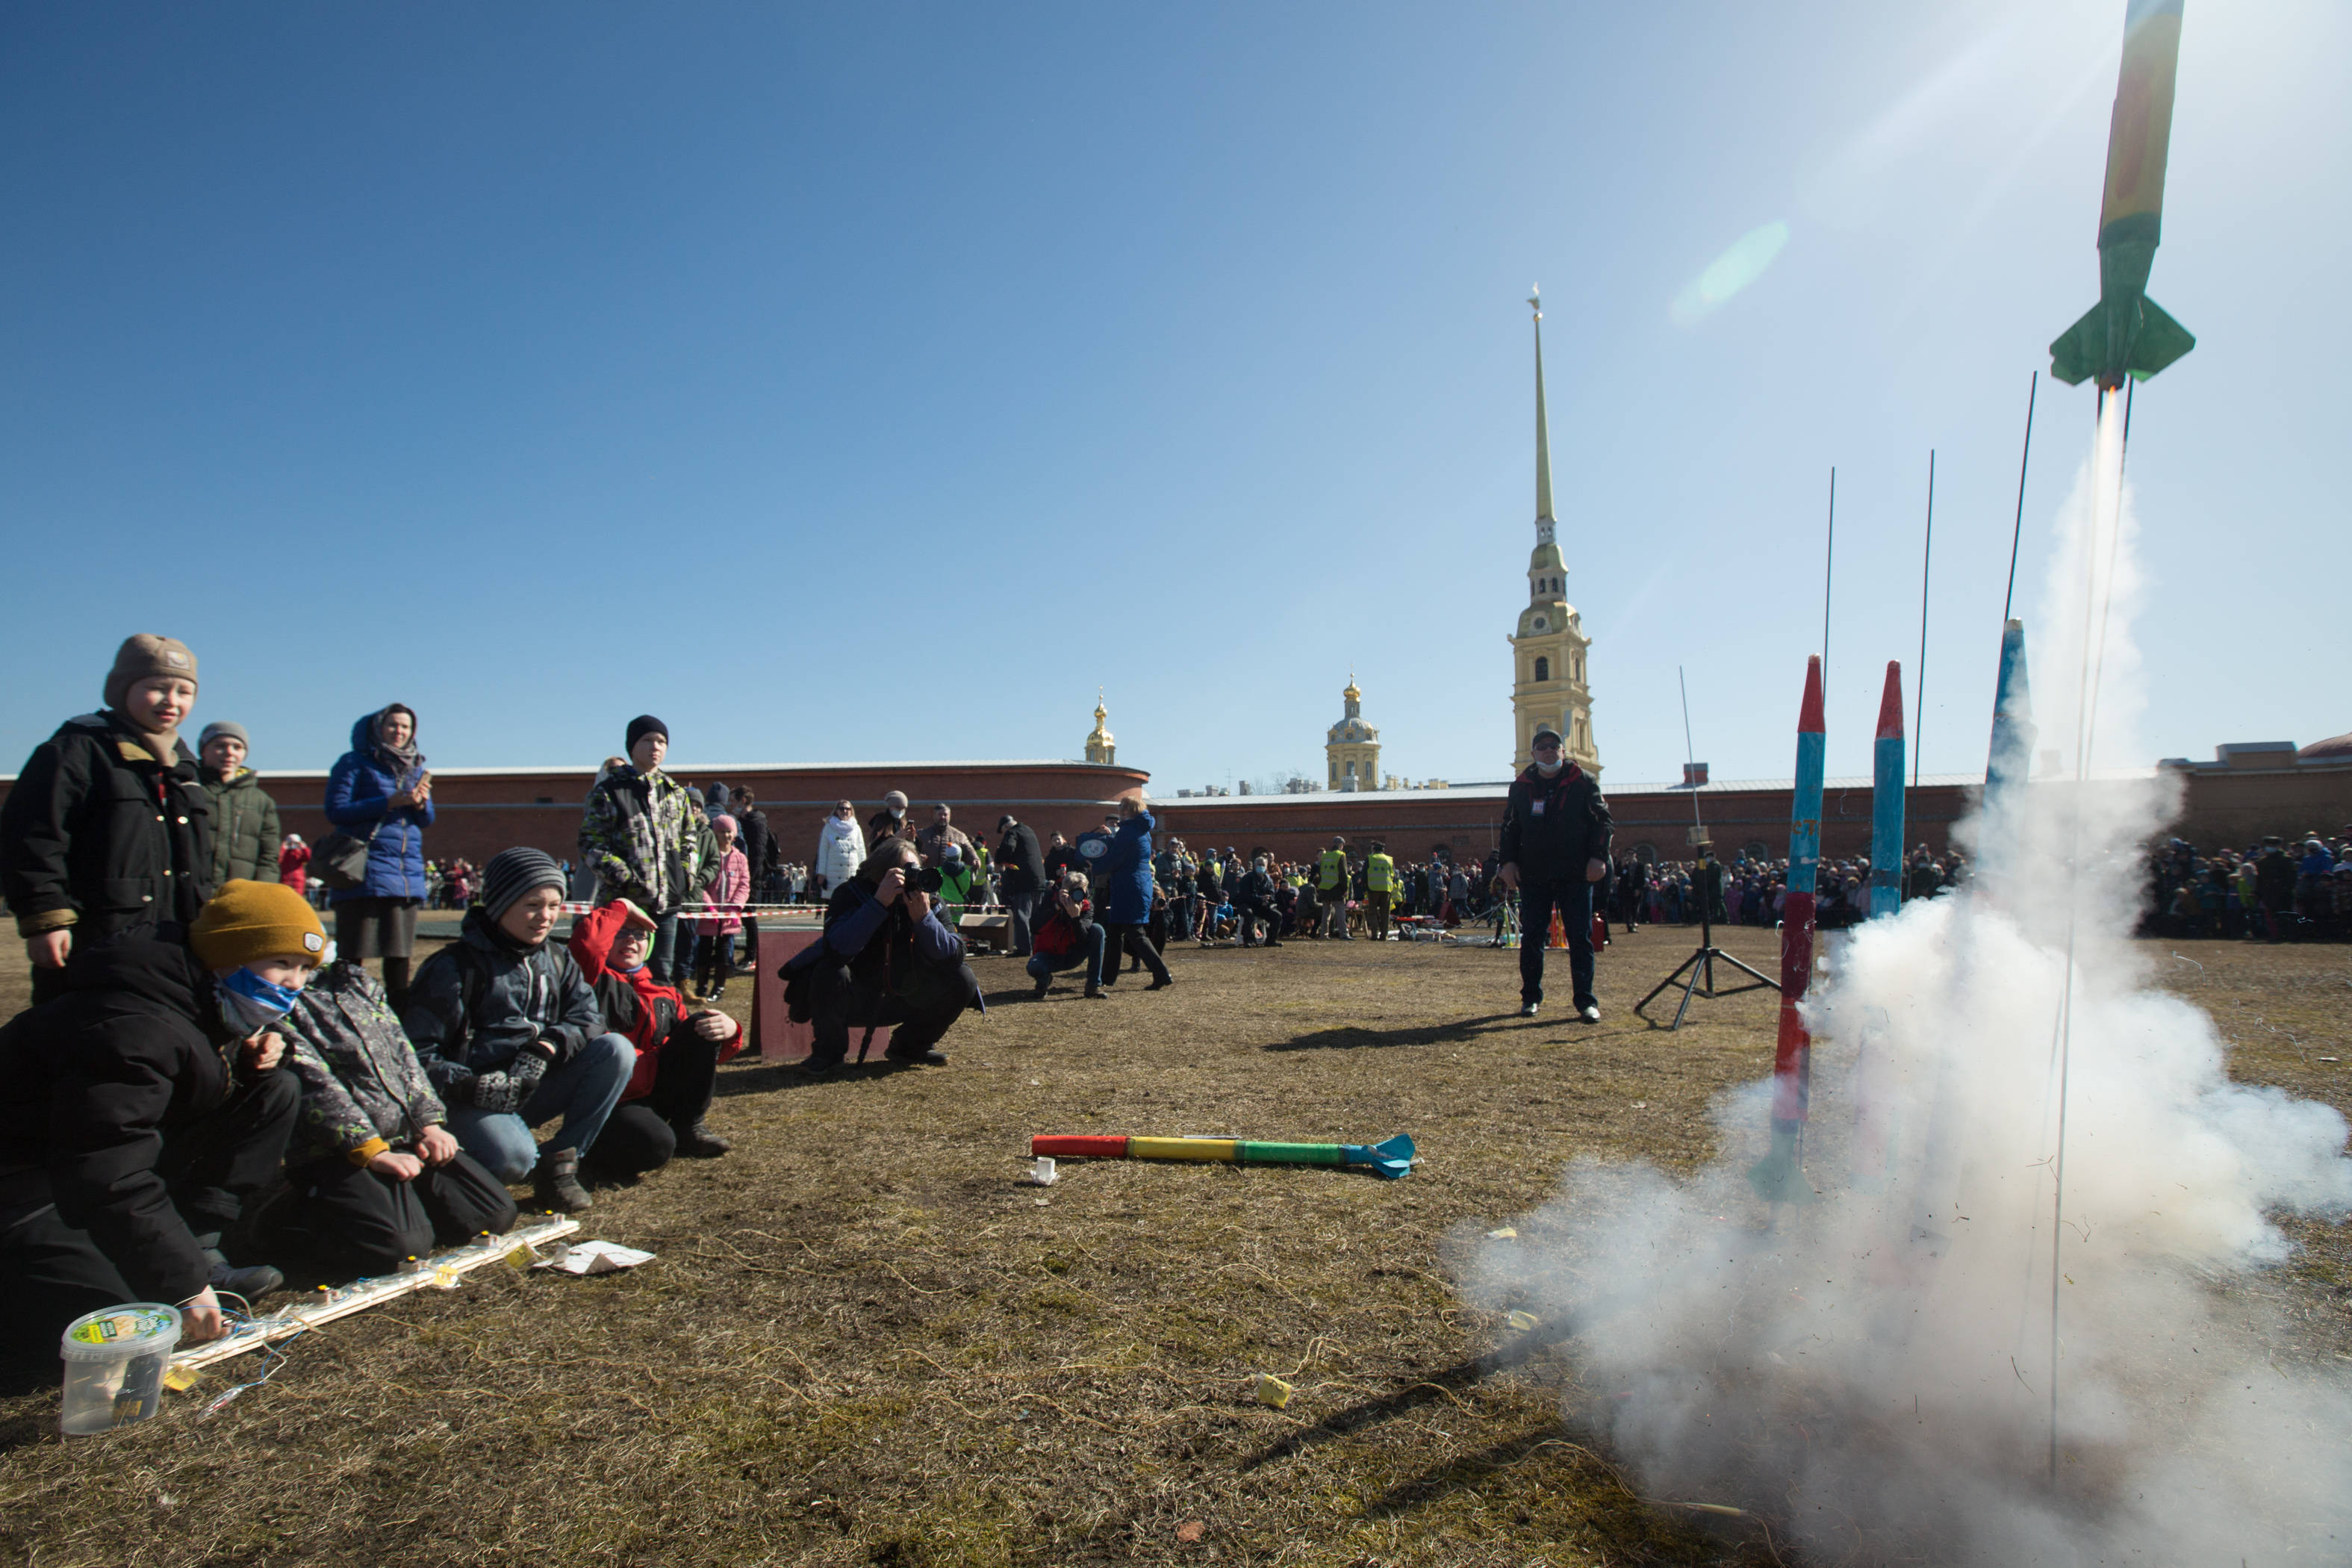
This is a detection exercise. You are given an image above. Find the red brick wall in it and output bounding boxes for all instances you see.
[0,762,1148,875]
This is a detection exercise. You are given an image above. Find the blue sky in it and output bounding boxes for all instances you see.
[4,2,2343,789]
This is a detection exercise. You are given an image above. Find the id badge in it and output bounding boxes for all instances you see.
[1531,799,1546,816]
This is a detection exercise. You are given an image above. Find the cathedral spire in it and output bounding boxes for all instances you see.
[1531,288,1555,543]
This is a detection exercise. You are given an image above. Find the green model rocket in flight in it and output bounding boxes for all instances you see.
[2050,0,2194,389]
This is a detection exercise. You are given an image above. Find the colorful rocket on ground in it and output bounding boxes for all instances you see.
[1749,657,1823,1204]
[1870,663,1906,920]
[2050,0,2194,389]
[1030,1133,1416,1180]
[1985,619,2037,812]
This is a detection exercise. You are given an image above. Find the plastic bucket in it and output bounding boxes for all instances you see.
[59,1304,183,1435]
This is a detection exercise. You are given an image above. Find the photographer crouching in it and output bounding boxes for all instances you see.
[792,838,980,1072]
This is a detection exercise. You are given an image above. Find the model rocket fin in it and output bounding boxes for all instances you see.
[2051,292,2195,388]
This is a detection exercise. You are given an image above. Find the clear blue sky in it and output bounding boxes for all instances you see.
[4,2,2343,789]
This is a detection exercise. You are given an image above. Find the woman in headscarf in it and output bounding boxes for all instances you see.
[323,704,435,1007]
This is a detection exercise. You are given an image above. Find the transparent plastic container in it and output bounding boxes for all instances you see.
[58,1304,183,1435]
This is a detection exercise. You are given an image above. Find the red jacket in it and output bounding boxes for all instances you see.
[279,841,311,895]
[569,902,742,1101]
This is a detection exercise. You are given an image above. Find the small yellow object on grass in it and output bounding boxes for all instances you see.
[1507,1310,1540,1332]
[1254,1374,1293,1409]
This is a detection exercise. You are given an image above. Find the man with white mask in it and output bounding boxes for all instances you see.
[1496,725,1612,1021]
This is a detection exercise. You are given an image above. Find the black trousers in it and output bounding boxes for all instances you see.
[1004,886,1038,956]
[0,1071,299,1389]
[294,1150,519,1275]
[1517,878,1597,1008]
[1099,923,1171,985]
[588,1030,722,1178]
[809,961,980,1066]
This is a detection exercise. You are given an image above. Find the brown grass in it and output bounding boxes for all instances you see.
[0,924,2345,1567]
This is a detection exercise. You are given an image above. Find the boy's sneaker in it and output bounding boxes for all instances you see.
[1578,1002,1602,1023]
[1519,1001,1540,1018]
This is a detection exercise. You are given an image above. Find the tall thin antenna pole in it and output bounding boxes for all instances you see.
[1822,467,1836,701]
[2003,373,2038,623]
[1678,666,1702,834]
[1914,450,1935,788]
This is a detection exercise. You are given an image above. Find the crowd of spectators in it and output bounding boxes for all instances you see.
[2141,830,2352,942]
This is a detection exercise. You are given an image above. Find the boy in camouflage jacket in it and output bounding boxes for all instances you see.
[576,715,715,989]
[279,960,517,1274]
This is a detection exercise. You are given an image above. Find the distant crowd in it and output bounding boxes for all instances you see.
[2141,832,2352,942]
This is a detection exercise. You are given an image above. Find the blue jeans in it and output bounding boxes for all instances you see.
[446,1033,635,1183]
[1026,924,1107,989]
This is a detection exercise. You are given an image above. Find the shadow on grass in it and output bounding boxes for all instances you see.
[714,1060,912,1097]
[1357,1421,1581,1517]
[1263,1013,1525,1052]
[1239,1335,1564,1472]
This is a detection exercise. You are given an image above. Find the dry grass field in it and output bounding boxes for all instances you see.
[0,922,2345,1568]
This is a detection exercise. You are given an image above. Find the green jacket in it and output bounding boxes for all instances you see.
[202,768,283,886]
[578,765,715,915]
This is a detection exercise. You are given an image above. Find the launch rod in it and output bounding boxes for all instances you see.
[1823,467,1836,700]
[2003,373,2038,623]
[1914,450,1934,788]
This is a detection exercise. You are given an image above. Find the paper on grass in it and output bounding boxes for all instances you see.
[536,1240,656,1275]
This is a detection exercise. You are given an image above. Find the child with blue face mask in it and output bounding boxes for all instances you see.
[0,880,319,1383]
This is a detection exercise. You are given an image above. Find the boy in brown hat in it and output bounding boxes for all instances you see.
[0,634,214,1005]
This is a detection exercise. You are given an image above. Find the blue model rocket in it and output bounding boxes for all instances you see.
[1870,663,1905,920]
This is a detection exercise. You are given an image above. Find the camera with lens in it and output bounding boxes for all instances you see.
[904,865,945,894]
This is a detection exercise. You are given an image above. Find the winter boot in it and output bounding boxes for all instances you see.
[672,1122,733,1158]
[196,1237,284,1301]
[534,1146,593,1213]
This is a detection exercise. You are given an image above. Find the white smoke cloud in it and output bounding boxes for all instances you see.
[1464,402,2352,1565]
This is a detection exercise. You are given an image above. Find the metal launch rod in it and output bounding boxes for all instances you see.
[2003,373,2038,623]
[1823,467,1836,700]
[1914,450,1934,788]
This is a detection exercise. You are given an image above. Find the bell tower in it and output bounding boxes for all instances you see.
[1325,673,1382,791]
[1508,288,1599,774]
[1084,690,1115,765]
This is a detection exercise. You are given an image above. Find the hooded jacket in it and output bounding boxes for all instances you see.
[202,768,284,887]
[570,903,742,1102]
[1099,812,1157,925]
[323,712,435,902]
[0,938,259,1303]
[814,813,868,893]
[578,765,715,915]
[1498,762,1612,883]
[996,823,1045,892]
[0,712,213,942]
[400,907,603,1104]
[281,961,445,1168]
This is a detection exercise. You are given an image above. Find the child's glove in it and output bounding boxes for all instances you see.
[462,1054,547,1114]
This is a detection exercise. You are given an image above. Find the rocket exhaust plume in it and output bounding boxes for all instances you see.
[1463,399,2352,1563]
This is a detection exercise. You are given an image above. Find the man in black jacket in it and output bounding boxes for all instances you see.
[995,815,1045,956]
[1,635,214,1005]
[1497,727,1612,1021]
[796,838,981,1072]
[0,880,317,1388]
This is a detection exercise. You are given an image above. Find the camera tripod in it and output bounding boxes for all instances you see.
[1632,883,1780,1030]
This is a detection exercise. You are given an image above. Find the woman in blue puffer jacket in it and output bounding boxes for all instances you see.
[325,704,435,1005]
[1098,796,1173,990]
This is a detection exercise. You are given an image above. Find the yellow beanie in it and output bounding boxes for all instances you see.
[190,880,328,971]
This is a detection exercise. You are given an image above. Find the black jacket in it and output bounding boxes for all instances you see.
[997,823,1045,892]
[735,808,776,888]
[0,938,254,1302]
[1497,763,1612,883]
[400,907,604,1104]
[1234,868,1277,913]
[818,878,967,995]
[1,712,212,942]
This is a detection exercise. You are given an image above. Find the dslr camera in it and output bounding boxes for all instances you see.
[903,865,945,894]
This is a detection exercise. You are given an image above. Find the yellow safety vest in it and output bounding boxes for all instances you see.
[1366,853,1394,893]
[1317,848,1346,892]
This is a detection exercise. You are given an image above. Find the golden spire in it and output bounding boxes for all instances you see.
[1085,688,1115,765]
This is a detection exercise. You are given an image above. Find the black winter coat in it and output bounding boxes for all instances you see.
[996,824,1045,892]
[0,937,255,1302]
[1,712,212,942]
[735,809,776,890]
[400,908,604,1104]
[1497,763,1612,883]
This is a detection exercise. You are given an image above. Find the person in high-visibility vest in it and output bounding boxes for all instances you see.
[1316,836,1351,940]
[1363,841,1397,941]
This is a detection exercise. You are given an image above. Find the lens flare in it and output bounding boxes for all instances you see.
[1670,220,1791,326]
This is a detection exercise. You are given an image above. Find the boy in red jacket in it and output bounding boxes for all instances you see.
[568,900,740,1178]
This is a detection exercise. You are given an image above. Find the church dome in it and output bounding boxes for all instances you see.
[2301,731,2352,761]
